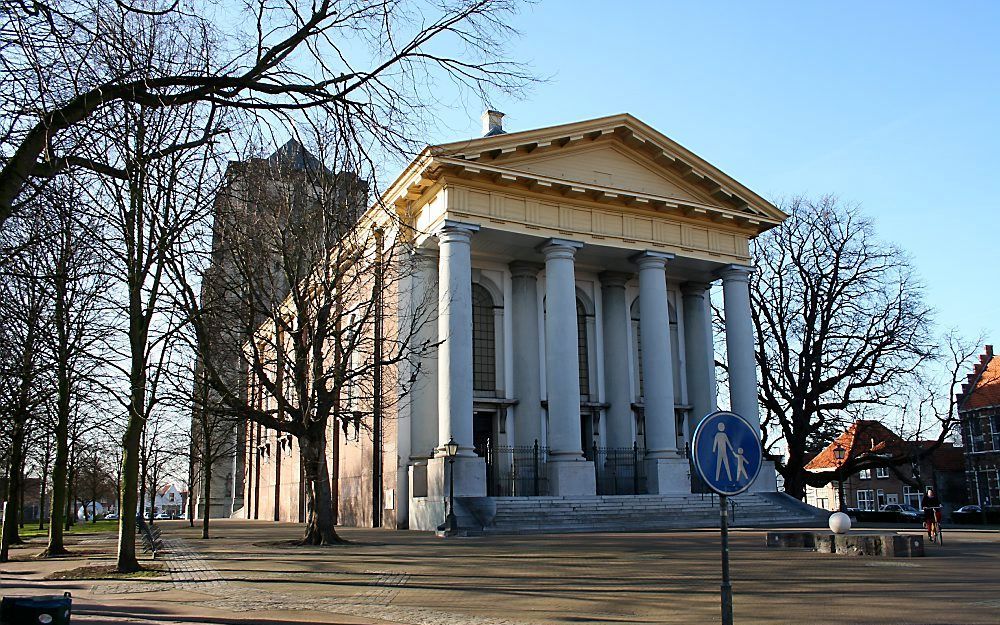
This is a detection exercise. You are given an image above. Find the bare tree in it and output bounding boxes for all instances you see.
[0,212,52,562]
[0,0,530,228]
[746,196,937,500]
[172,123,434,545]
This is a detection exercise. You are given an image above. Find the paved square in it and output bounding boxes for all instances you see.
[1,520,998,624]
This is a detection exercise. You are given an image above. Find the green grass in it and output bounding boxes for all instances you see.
[13,519,118,539]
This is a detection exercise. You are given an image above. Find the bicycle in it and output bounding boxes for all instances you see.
[924,507,943,544]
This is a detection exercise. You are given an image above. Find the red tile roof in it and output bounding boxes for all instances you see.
[960,345,1000,410]
[805,420,908,471]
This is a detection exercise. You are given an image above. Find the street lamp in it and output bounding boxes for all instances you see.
[442,437,459,535]
[834,444,846,513]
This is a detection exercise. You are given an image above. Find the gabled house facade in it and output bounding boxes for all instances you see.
[958,345,1000,509]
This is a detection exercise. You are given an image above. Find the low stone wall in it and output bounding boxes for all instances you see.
[766,531,924,557]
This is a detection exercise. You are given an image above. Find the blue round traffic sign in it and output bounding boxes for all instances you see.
[692,411,762,496]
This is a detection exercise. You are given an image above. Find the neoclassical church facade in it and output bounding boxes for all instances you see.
[239,113,788,530]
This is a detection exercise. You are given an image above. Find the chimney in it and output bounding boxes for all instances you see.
[986,344,994,357]
[482,110,506,137]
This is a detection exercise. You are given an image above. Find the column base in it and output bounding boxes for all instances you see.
[645,457,691,494]
[749,460,778,493]
[428,456,486,499]
[547,460,596,496]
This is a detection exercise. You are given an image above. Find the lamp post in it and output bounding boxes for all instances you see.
[834,444,846,513]
[442,437,459,535]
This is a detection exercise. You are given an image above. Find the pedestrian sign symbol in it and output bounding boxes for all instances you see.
[693,411,762,496]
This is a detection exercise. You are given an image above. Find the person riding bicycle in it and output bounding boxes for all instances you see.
[923,487,942,538]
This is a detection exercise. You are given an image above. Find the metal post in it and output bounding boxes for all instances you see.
[446,457,457,532]
[838,479,846,513]
[533,440,540,497]
[720,493,733,625]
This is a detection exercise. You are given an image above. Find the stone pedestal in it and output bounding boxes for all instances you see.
[645,457,691,494]
[749,460,778,493]
[428,456,486,499]
[547,460,596,496]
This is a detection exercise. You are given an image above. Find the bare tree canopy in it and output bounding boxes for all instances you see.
[749,196,938,500]
[0,0,530,228]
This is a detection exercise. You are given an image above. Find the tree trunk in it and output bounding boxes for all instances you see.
[298,432,343,545]
[38,439,50,531]
[66,444,75,530]
[0,420,26,562]
[187,450,195,528]
[116,398,145,572]
[201,460,211,539]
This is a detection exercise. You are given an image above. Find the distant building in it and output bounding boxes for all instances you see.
[153,483,186,517]
[957,345,1000,509]
[805,420,966,514]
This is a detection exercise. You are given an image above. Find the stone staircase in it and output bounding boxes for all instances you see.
[454,492,825,535]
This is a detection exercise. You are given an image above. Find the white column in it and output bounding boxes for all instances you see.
[681,282,718,427]
[635,252,678,459]
[509,261,543,448]
[436,221,479,456]
[600,272,634,449]
[541,239,595,496]
[719,265,759,424]
[542,239,585,461]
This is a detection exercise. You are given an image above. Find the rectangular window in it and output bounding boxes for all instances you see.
[876,467,889,479]
[876,489,886,509]
[857,490,875,511]
[903,485,922,509]
[886,493,899,505]
[858,469,871,480]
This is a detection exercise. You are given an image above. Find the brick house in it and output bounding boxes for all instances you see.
[804,420,967,514]
[957,345,1000,509]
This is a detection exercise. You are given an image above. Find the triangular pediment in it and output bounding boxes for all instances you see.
[498,142,718,206]
[426,113,787,226]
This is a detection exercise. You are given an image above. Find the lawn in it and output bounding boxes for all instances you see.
[14,519,118,539]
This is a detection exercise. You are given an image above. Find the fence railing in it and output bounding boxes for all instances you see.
[586,444,646,495]
[476,441,550,497]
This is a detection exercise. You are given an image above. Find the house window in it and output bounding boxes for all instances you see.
[903,485,922,508]
[886,493,899,505]
[168,493,175,502]
[876,489,886,509]
[817,497,829,510]
[875,467,889,479]
[858,469,871,480]
[471,284,497,396]
[857,490,875,511]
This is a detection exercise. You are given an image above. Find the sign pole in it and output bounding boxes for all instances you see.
[720,493,733,625]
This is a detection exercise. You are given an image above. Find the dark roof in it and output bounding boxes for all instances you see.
[267,139,324,172]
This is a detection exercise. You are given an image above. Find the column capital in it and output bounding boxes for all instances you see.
[538,238,583,260]
[436,220,480,244]
[630,250,675,269]
[717,264,755,282]
[599,271,633,289]
[680,281,713,297]
[509,260,544,279]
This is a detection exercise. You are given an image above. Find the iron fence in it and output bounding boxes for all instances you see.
[476,441,550,497]
[587,443,646,495]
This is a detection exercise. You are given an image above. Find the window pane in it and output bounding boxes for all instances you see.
[472,284,496,396]
[577,299,590,398]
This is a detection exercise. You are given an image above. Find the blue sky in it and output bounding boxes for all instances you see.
[422,1,999,344]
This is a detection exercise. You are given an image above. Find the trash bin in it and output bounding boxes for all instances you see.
[0,592,72,624]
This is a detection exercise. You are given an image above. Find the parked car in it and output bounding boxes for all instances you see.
[880,503,922,522]
[154,512,171,520]
[956,505,982,514]
[104,512,119,521]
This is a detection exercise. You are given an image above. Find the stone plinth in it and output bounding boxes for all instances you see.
[766,531,924,558]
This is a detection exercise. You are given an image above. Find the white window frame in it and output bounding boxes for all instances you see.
[857,489,875,511]
[875,466,890,479]
[858,469,871,480]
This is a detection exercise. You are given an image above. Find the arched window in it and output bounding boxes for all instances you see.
[577,298,590,399]
[472,284,496,396]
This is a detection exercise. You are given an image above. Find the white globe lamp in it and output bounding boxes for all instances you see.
[829,511,851,534]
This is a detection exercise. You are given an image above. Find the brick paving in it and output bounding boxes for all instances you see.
[2,519,999,624]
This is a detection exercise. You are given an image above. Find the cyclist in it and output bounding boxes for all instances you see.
[923,487,942,542]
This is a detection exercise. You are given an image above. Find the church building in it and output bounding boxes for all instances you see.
[240,112,793,531]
